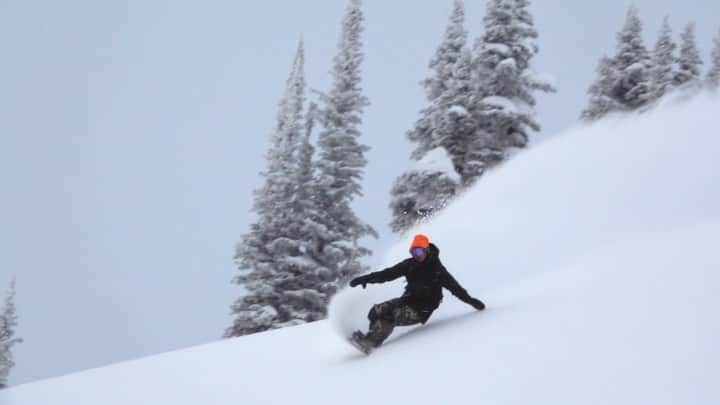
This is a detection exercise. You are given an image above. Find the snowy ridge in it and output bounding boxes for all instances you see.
[3,92,720,404]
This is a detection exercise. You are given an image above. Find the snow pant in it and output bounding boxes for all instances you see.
[365,298,423,347]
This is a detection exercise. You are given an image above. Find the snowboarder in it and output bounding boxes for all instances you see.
[348,234,485,353]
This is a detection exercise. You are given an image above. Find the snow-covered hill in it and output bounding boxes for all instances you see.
[3,92,720,404]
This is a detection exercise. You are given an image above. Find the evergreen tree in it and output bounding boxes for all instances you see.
[708,29,720,88]
[311,0,376,294]
[650,17,677,101]
[226,40,319,337]
[581,55,624,121]
[407,0,468,162]
[613,6,653,109]
[294,101,318,216]
[581,5,652,120]
[472,0,555,162]
[271,99,335,329]
[389,170,458,233]
[421,0,469,103]
[0,279,21,389]
[390,1,468,232]
[391,0,553,232]
[436,49,484,183]
[675,22,703,88]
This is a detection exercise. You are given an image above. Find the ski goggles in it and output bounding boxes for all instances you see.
[410,247,427,257]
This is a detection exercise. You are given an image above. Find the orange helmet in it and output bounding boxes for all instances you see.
[410,234,430,249]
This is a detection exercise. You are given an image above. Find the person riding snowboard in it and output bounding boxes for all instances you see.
[348,234,485,352]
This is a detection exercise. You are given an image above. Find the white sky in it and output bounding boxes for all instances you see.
[1,0,719,385]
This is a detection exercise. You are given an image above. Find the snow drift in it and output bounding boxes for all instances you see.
[4,91,720,404]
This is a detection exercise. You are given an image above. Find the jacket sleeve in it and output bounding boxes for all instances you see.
[439,265,474,303]
[363,260,410,284]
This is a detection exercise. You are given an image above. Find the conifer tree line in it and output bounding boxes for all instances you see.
[582,5,720,121]
[389,0,556,233]
[226,0,375,337]
[0,278,21,389]
[227,0,559,337]
[227,1,720,337]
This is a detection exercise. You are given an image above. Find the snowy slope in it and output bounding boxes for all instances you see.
[3,91,720,404]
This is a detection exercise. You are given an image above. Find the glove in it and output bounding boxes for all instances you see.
[349,275,369,289]
[468,298,485,311]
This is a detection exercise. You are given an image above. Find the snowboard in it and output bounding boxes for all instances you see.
[348,331,375,355]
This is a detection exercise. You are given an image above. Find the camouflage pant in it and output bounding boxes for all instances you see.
[364,298,423,347]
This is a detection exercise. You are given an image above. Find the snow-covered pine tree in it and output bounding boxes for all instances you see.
[312,0,376,293]
[0,278,21,389]
[650,17,677,101]
[581,55,624,121]
[436,49,484,184]
[612,6,653,109]
[407,0,468,163]
[708,29,720,88]
[294,101,318,219]
[390,0,468,232]
[421,0,468,104]
[226,40,318,337]
[472,0,555,160]
[675,22,703,88]
[389,149,460,233]
[268,99,337,329]
[581,5,652,120]
[391,0,554,233]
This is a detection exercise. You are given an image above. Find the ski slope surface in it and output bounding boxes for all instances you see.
[3,92,720,404]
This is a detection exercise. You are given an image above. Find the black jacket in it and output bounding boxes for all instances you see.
[356,243,477,323]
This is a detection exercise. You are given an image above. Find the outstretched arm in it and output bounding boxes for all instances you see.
[440,266,485,310]
[349,260,410,288]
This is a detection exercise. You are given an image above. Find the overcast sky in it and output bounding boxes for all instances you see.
[2,0,718,385]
